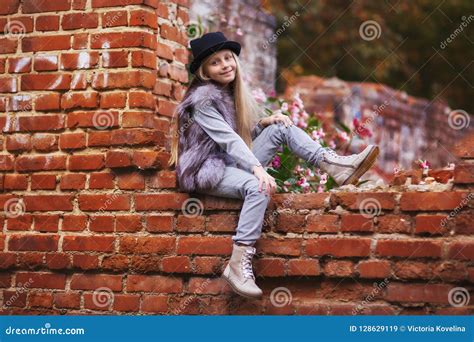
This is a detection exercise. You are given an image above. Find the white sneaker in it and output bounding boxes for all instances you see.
[222,243,263,299]
[319,145,380,186]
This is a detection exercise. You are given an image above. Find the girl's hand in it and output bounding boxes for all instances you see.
[251,165,277,196]
[261,112,293,128]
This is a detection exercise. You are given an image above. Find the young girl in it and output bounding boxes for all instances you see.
[168,31,379,299]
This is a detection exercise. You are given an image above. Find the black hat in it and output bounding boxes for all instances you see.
[189,31,241,74]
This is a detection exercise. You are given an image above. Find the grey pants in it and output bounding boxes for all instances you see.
[195,122,326,245]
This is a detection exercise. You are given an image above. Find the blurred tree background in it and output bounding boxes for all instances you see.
[267,0,474,113]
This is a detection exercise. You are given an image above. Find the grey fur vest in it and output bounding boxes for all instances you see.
[175,81,238,193]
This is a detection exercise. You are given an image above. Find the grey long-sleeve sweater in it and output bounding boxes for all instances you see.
[192,105,265,173]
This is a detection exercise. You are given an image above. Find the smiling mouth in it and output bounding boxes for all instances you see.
[221,69,233,76]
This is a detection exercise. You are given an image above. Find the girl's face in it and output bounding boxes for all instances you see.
[202,49,236,85]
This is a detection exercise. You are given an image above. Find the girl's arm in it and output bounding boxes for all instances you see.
[192,106,262,174]
[251,119,265,140]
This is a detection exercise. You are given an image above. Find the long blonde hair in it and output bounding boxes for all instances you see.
[167,50,266,168]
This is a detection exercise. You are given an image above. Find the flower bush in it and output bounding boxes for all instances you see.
[252,88,371,193]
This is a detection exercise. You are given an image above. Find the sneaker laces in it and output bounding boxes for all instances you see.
[241,248,256,279]
[324,148,353,160]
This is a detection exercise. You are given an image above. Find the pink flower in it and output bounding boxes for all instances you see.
[311,128,325,141]
[280,102,288,112]
[268,89,276,97]
[329,140,336,149]
[277,145,284,153]
[271,155,281,169]
[317,185,324,193]
[319,173,328,185]
[293,93,304,108]
[418,159,431,170]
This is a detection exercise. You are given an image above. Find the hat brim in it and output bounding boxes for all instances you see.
[189,40,241,74]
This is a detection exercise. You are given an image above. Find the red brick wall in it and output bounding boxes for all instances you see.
[0,1,473,315]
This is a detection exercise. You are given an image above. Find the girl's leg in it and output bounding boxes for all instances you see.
[251,122,379,185]
[251,122,326,168]
[194,166,270,246]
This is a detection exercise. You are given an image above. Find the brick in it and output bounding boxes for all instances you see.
[131,50,155,69]
[117,172,145,190]
[113,294,140,312]
[72,254,99,269]
[324,260,354,277]
[176,215,205,232]
[288,259,320,276]
[161,256,191,273]
[34,93,60,111]
[145,215,173,232]
[177,236,232,255]
[31,174,57,190]
[119,236,175,254]
[78,194,130,210]
[400,192,469,211]
[63,236,115,252]
[135,193,188,211]
[0,77,18,92]
[89,172,115,189]
[70,274,122,291]
[454,163,474,184]
[60,173,86,189]
[17,272,66,289]
[306,214,338,233]
[72,33,88,49]
[68,154,104,170]
[29,291,53,308]
[331,192,396,210]
[34,54,58,71]
[62,13,99,30]
[448,241,474,260]
[90,32,155,49]
[130,9,157,29]
[60,52,99,70]
[102,51,128,68]
[105,151,132,168]
[67,111,119,129]
[34,214,60,232]
[16,155,66,171]
[6,134,32,153]
[100,92,127,108]
[0,38,17,54]
[384,283,452,304]
[116,215,142,232]
[22,35,71,52]
[9,234,58,251]
[36,15,60,31]
[23,0,71,13]
[376,239,442,258]
[377,214,411,233]
[129,91,154,109]
[54,293,80,309]
[101,11,128,28]
[92,0,145,8]
[127,274,182,293]
[306,238,371,257]
[23,195,73,211]
[256,238,302,256]
[357,260,391,278]
[59,133,86,150]
[415,215,447,235]
[22,74,71,90]
[341,214,373,232]
[255,258,285,277]
[91,70,155,89]
[0,0,20,15]
[8,57,31,73]
[141,295,167,313]
[61,92,98,110]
